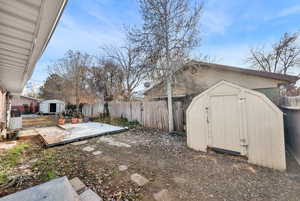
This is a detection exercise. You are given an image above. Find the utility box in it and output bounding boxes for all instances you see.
[9,108,22,130]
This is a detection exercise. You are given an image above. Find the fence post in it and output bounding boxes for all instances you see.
[130,102,132,121]
[141,102,144,126]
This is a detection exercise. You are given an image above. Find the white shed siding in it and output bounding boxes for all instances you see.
[40,100,65,114]
[187,81,286,170]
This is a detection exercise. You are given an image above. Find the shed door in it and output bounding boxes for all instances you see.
[50,103,56,113]
[209,95,242,154]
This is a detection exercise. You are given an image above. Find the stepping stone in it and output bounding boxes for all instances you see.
[119,165,128,171]
[71,140,88,146]
[79,189,103,201]
[130,173,149,186]
[98,137,131,148]
[82,146,95,152]
[92,151,103,156]
[69,177,86,193]
[173,176,187,184]
[153,189,172,201]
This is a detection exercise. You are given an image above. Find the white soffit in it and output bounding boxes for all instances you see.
[0,0,67,94]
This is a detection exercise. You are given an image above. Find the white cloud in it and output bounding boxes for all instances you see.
[201,11,232,35]
[277,4,300,18]
[266,4,300,21]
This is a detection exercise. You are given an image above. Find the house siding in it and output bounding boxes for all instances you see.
[145,66,288,103]
[11,96,39,113]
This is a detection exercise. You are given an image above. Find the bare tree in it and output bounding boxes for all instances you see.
[87,58,124,116]
[88,58,124,101]
[101,43,148,100]
[246,32,300,74]
[39,74,65,100]
[128,0,203,131]
[49,50,93,110]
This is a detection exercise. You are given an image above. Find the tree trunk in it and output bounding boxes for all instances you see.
[167,80,174,132]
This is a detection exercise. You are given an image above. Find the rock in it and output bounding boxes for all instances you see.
[130,173,149,186]
[118,165,128,171]
[153,189,172,201]
[80,189,103,201]
[71,140,88,146]
[82,146,95,152]
[69,177,86,193]
[92,151,103,156]
[173,176,187,184]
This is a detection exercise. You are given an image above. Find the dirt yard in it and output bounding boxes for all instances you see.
[1,127,300,201]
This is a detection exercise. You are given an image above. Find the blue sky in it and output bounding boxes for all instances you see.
[28,0,300,89]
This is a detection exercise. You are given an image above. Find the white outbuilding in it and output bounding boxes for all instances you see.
[186,81,286,170]
[40,100,65,114]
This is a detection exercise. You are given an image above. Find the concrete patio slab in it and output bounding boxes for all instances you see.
[36,122,127,147]
[0,177,79,201]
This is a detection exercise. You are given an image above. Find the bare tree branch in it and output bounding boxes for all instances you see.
[246,32,300,75]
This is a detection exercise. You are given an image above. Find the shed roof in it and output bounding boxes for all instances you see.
[144,60,300,95]
[41,99,65,104]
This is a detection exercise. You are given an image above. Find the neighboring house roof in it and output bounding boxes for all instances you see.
[41,99,65,104]
[189,61,299,83]
[144,60,300,95]
[20,95,40,101]
[0,0,68,94]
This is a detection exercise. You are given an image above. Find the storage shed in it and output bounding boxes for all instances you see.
[40,100,65,114]
[187,81,286,170]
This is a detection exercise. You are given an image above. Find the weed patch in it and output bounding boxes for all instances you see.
[0,143,29,185]
[32,149,59,181]
[92,116,140,128]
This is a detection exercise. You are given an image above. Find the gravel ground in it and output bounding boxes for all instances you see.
[1,127,300,201]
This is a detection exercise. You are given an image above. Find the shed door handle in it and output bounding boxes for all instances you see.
[205,107,209,124]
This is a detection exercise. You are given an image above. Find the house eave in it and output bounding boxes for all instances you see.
[0,0,68,94]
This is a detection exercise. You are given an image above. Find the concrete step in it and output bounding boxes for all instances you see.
[22,119,57,128]
[18,129,39,139]
[22,121,55,126]
[69,177,103,201]
[0,177,80,201]
[0,177,102,201]
[79,189,103,201]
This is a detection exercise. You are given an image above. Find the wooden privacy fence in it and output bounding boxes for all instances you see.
[82,101,184,131]
[280,96,300,108]
[82,102,104,117]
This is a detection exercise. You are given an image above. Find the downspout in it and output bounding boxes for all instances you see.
[6,93,11,131]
